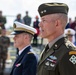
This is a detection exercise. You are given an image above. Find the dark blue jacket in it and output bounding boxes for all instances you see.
[10,46,37,75]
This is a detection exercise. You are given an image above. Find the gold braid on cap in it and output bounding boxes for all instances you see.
[13,23,16,28]
[14,27,35,35]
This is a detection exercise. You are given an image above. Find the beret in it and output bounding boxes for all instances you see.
[11,21,37,35]
[38,2,69,17]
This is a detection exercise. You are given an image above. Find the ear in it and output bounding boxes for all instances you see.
[24,34,27,39]
[55,20,60,27]
[24,34,29,39]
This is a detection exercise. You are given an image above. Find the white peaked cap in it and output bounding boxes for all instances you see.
[64,28,75,36]
[11,21,37,35]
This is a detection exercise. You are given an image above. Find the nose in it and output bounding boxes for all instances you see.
[13,36,16,40]
[39,22,42,27]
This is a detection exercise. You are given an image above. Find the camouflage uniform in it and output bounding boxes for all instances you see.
[0,36,10,73]
[0,16,6,29]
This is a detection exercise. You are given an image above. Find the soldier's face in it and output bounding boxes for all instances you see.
[39,14,57,41]
[68,35,73,42]
[13,33,26,50]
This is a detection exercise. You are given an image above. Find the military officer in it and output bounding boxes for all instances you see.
[37,2,76,75]
[10,21,37,75]
[64,28,75,44]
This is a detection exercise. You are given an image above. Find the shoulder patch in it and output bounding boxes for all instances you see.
[69,55,76,64]
[69,51,76,55]
[27,52,34,54]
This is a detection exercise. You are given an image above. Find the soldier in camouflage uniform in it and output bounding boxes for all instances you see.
[0,10,7,29]
[0,29,10,75]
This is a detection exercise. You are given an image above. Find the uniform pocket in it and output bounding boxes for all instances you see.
[44,58,57,71]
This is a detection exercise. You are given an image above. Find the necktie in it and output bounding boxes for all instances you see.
[45,44,49,52]
[40,44,49,61]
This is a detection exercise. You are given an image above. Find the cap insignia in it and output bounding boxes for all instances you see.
[13,23,16,28]
[41,11,43,14]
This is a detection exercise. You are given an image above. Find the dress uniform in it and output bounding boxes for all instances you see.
[10,21,37,75]
[37,2,76,75]
[64,28,75,43]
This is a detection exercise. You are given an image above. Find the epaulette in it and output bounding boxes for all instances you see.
[27,52,34,54]
[65,38,76,50]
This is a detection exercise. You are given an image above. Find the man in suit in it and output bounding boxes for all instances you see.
[37,2,76,75]
[10,21,37,75]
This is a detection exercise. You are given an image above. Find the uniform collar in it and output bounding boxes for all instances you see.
[19,44,30,55]
[48,34,64,48]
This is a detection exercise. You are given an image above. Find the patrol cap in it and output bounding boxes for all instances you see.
[11,21,37,35]
[64,28,75,36]
[38,2,69,17]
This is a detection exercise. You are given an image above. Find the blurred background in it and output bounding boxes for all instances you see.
[0,0,76,75]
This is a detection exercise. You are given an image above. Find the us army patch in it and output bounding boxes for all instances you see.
[69,55,76,64]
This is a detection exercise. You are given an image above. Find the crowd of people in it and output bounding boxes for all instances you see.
[0,2,76,75]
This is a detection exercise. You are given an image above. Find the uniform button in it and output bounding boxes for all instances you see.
[55,44,57,47]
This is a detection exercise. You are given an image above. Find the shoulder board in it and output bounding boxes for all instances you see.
[27,52,34,54]
[65,38,76,50]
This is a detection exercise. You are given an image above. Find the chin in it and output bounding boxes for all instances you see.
[41,34,46,38]
[14,44,18,48]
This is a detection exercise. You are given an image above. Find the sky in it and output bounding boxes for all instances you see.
[0,0,76,28]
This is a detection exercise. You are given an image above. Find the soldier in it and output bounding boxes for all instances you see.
[0,10,7,29]
[64,28,75,44]
[37,2,76,75]
[10,21,37,75]
[0,29,10,75]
